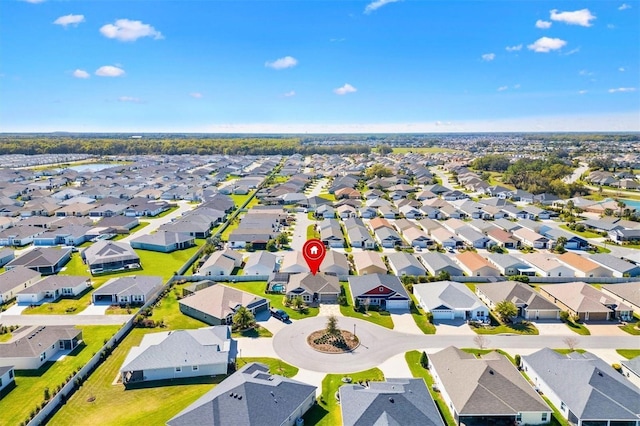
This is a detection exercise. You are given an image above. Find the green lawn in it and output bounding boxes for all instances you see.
[405,351,455,426]
[559,224,603,239]
[0,325,120,426]
[565,320,591,335]
[307,224,320,239]
[339,284,394,329]
[153,205,180,219]
[231,325,273,338]
[236,357,298,377]
[112,222,150,241]
[149,281,209,330]
[230,281,319,319]
[303,368,384,426]
[220,219,240,241]
[48,328,218,426]
[554,349,586,355]
[619,320,640,335]
[229,192,254,209]
[617,349,640,359]
[470,313,539,335]
[318,193,336,202]
[0,332,12,343]
[408,294,436,334]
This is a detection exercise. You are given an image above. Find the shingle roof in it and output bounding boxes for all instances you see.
[178,284,268,320]
[414,281,486,312]
[0,325,81,358]
[167,362,316,426]
[476,281,559,311]
[93,276,163,299]
[348,274,409,300]
[82,240,139,266]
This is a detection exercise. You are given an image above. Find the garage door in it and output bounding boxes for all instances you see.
[253,302,269,313]
[533,310,559,320]
[386,299,409,310]
[432,310,454,320]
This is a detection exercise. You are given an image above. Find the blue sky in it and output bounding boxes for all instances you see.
[1,0,638,132]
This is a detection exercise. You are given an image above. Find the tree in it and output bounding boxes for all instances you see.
[377,144,393,155]
[563,336,579,351]
[232,306,255,330]
[364,164,393,180]
[617,200,627,218]
[437,270,451,281]
[474,334,490,350]
[326,315,340,336]
[555,236,567,253]
[495,300,518,323]
[266,239,278,252]
[514,354,521,368]
[292,296,305,311]
[420,351,429,368]
[276,233,289,247]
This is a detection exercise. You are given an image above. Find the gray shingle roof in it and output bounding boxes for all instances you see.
[476,281,559,311]
[0,325,81,358]
[82,240,139,266]
[93,276,163,299]
[523,348,640,421]
[340,378,445,426]
[167,362,316,426]
[348,274,409,300]
[414,281,486,312]
[0,266,41,293]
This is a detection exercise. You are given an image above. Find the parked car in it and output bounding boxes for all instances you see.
[270,308,290,322]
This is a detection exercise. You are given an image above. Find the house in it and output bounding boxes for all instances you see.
[92,276,163,305]
[82,240,141,274]
[429,347,551,426]
[286,273,340,303]
[539,282,633,321]
[476,281,561,320]
[280,251,310,274]
[199,249,243,276]
[543,228,588,251]
[522,348,640,426]
[601,282,640,316]
[120,326,235,385]
[0,266,42,303]
[316,204,335,219]
[413,281,489,321]
[0,366,15,394]
[345,223,375,250]
[243,251,277,276]
[130,231,195,253]
[4,247,71,275]
[588,254,640,277]
[16,276,91,305]
[557,252,613,278]
[179,284,270,326]
[167,362,317,426]
[386,252,426,276]
[456,226,491,249]
[609,228,640,243]
[430,227,463,248]
[513,228,549,249]
[320,249,350,277]
[486,228,519,249]
[402,226,432,248]
[0,248,15,267]
[486,253,536,276]
[0,325,82,370]
[418,253,464,277]
[352,251,388,275]
[348,274,410,310]
[340,378,445,426]
[319,219,345,248]
[374,227,404,248]
[620,356,640,388]
[455,251,500,277]
[519,253,575,278]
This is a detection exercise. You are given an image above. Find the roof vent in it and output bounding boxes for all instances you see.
[389,397,394,403]
[597,371,603,377]
[229,392,234,397]
[238,395,242,400]
[489,370,494,375]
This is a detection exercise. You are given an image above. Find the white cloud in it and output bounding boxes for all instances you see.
[283,91,296,97]
[513,84,521,89]
[527,37,567,53]
[265,56,298,70]
[550,9,596,27]
[72,69,90,79]
[22,0,46,3]
[535,20,552,29]
[579,69,593,76]
[100,19,163,42]
[618,3,631,10]
[190,92,203,99]
[563,47,580,56]
[118,96,142,103]
[53,14,85,27]
[95,65,125,77]
[608,87,636,93]
[364,0,401,14]
[334,83,357,95]
[505,44,522,52]
[481,53,495,61]
[619,67,626,72]
[578,90,588,94]
[497,86,508,91]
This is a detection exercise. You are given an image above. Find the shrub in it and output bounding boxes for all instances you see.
[44,387,50,400]
[514,354,521,367]
[420,351,429,368]
[559,311,570,323]
[612,363,622,372]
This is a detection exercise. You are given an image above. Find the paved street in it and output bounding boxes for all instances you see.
[430,166,456,190]
[0,314,132,326]
[271,316,639,374]
[119,200,196,243]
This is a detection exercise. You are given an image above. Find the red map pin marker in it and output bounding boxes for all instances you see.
[302,239,326,275]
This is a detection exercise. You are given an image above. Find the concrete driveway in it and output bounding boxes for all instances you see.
[377,352,413,378]
[584,323,629,337]
[531,321,574,336]
[77,303,110,315]
[434,319,475,336]
[318,304,343,317]
[388,309,423,335]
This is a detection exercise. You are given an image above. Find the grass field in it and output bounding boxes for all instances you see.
[236,357,298,377]
[339,284,394,329]
[559,224,603,239]
[148,282,209,330]
[391,147,462,154]
[619,320,640,336]
[230,281,319,319]
[303,368,384,426]
[232,325,273,338]
[307,224,320,239]
[0,332,12,343]
[0,325,120,426]
[617,349,640,359]
[112,222,150,241]
[47,328,217,426]
[565,320,591,335]
[405,350,455,426]
[154,205,180,219]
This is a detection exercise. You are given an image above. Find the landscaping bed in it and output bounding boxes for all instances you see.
[307,330,359,353]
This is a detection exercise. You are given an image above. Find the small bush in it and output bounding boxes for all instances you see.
[612,363,622,372]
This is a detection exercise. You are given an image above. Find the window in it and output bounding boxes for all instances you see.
[175,366,182,372]
[9,370,13,379]
[379,286,384,292]
[192,365,199,371]
[560,402,566,411]
[40,353,46,361]
[541,413,548,421]
[59,341,64,349]
[516,414,522,422]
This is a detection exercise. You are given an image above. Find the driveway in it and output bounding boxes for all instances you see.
[434,319,475,336]
[259,315,292,335]
[77,303,110,315]
[584,322,629,337]
[236,336,278,358]
[377,352,413,378]
[292,368,327,397]
[531,321,574,336]
[318,304,343,317]
[388,309,423,335]
[1,304,28,315]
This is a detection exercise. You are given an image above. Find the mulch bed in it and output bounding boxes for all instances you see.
[307,329,359,353]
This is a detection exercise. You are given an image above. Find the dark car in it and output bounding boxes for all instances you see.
[270,308,290,322]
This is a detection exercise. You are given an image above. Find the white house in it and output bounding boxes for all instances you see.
[413,281,489,320]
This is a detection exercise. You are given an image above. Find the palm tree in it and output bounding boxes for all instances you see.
[292,296,305,312]
[617,200,627,218]
[232,306,255,330]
